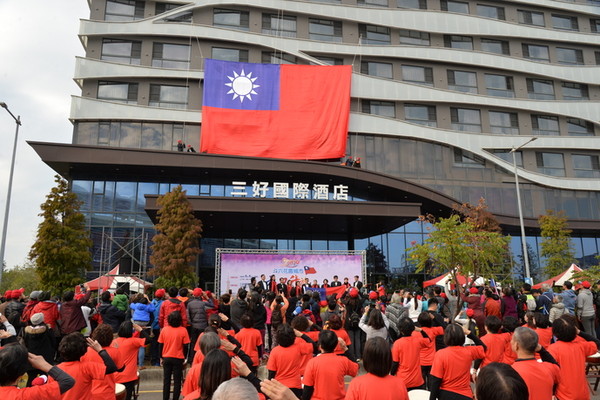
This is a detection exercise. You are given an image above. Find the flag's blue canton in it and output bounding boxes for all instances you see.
[203,59,280,111]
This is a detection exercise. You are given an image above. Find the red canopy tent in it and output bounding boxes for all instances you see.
[423,272,469,288]
[532,264,582,289]
[85,265,152,294]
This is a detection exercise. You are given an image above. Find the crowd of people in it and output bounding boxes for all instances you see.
[1,276,600,400]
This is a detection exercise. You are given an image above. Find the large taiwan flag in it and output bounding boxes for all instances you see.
[200,59,352,160]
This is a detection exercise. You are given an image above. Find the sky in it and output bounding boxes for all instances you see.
[0,1,89,269]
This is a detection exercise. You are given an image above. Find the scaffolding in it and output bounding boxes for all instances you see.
[96,229,151,280]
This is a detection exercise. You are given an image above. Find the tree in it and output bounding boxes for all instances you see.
[29,175,92,295]
[453,197,501,233]
[571,256,600,283]
[0,262,41,294]
[407,214,510,316]
[538,210,575,278]
[149,185,202,289]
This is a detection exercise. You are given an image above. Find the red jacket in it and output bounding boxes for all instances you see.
[159,298,187,328]
[32,301,60,329]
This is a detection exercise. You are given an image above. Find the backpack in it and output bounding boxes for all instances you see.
[271,308,283,327]
[348,310,361,329]
[526,294,537,312]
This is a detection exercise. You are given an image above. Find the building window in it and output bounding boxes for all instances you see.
[447,70,478,93]
[401,65,433,86]
[213,9,249,31]
[362,100,396,117]
[211,47,249,62]
[314,56,344,65]
[397,0,426,9]
[155,3,191,22]
[262,14,297,37]
[477,5,505,20]
[556,48,584,65]
[596,51,600,65]
[536,152,565,176]
[361,61,393,79]
[454,148,485,166]
[101,39,141,65]
[485,74,514,98]
[152,43,190,69]
[522,44,550,62]
[404,104,437,127]
[262,52,296,64]
[531,115,560,135]
[552,14,579,31]
[492,150,523,166]
[591,19,600,33]
[450,108,481,133]
[309,18,343,42]
[399,30,430,46]
[149,84,188,109]
[444,35,473,50]
[359,24,391,44]
[441,0,469,13]
[358,0,389,6]
[567,118,595,136]
[572,154,600,178]
[527,79,555,100]
[480,39,509,55]
[562,82,589,100]
[518,10,545,27]
[489,111,519,134]
[97,81,138,104]
[105,0,144,21]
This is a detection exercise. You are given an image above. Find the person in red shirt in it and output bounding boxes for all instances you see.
[391,318,430,391]
[533,313,553,349]
[81,323,125,398]
[0,344,75,399]
[478,316,510,368]
[159,311,190,400]
[114,321,150,400]
[235,314,263,373]
[267,323,316,397]
[31,291,59,332]
[325,314,352,356]
[345,337,409,400]
[511,327,560,400]
[475,362,528,400]
[159,287,188,329]
[501,316,519,365]
[183,332,221,396]
[429,323,486,400]
[548,316,599,400]
[417,311,444,389]
[183,348,231,400]
[483,290,502,319]
[56,332,118,400]
[302,330,359,400]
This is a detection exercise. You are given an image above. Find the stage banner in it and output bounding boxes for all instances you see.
[201,59,351,160]
[219,252,362,295]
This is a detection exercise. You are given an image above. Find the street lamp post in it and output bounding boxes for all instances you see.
[510,137,537,282]
[0,102,22,286]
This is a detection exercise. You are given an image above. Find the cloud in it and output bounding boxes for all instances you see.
[0,1,88,269]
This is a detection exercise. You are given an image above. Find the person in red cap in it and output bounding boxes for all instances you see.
[462,287,485,337]
[177,140,185,152]
[577,280,596,337]
[343,288,364,361]
[150,289,166,366]
[3,289,25,335]
[186,287,214,363]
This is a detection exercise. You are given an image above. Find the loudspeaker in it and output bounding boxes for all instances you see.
[119,257,132,275]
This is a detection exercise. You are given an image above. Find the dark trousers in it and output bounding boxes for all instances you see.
[150,328,161,365]
[162,357,184,400]
[266,324,272,350]
[122,380,137,400]
[422,365,432,390]
[187,327,203,363]
[438,390,471,400]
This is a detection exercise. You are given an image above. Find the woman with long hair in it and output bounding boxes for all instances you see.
[114,320,150,400]
[183,348,231,400]
[404,292,422,322]
[359,307,389,342]
[345,337,409,400]
[343,288,364,360]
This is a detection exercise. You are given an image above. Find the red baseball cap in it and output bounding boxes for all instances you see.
[469,287,479,294]
[582,281,591,289]
[349,288,359,298]
[466,309,475,317]
[192,288,203,297]
[369,291,378,300]
[155,288,166,298]
[319,300,328,307]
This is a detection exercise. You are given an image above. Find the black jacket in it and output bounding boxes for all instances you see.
[23,325,56,364]
[98,302,126,332]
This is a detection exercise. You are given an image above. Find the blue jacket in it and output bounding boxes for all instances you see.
[561,289,577,314]
[151,299,163,330]
[130,302,155,322]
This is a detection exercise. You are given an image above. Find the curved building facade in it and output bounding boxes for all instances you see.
[32,0,600,284]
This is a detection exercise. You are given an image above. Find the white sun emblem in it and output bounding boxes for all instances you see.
[225,69,260,102]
